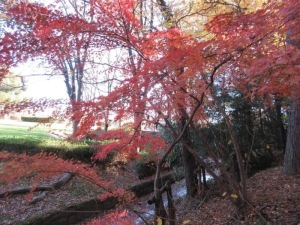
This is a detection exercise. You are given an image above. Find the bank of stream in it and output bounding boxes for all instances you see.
[5,172,184,225]
[78,172,215,225]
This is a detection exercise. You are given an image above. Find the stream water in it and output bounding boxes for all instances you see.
[133,174,214,224]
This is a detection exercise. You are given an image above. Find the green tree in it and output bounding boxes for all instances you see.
[0,72,24,102]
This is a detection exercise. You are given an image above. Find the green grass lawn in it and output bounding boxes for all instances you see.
[0,124,54,139]
[0,119,68,148]
[0,119,94,163]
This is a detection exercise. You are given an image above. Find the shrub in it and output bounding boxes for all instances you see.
[21,116,53,123]
[134,160,156,179]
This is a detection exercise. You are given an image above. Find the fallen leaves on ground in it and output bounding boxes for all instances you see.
[177,166,300,225]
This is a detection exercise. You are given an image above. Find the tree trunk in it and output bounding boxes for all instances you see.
[182,146,198,197]
[72,119,80,134]
[181,120,198,198]
[275,97,286,151]
[284,100,300,175]
[283,0,300,175]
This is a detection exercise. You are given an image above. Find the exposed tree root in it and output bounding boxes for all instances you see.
[0,172,73,200]
[29,191,49,205]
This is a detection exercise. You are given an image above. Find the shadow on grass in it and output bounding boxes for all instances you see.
[0,136,95,164]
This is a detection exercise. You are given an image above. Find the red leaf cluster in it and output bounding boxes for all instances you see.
[0,151,111,190]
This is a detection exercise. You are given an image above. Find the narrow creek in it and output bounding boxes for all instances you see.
[132,174,214,224]
[74,168,217,225]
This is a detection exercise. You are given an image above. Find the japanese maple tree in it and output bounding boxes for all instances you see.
[76,0,299,223]
[0,0,299,224]
[0,0,137,133]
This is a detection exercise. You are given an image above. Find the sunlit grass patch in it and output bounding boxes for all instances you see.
[0,120,93,162]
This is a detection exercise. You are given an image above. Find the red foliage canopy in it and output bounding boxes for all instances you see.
[64,0,300,162]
